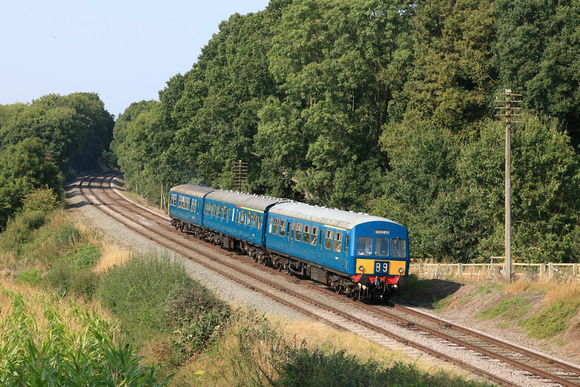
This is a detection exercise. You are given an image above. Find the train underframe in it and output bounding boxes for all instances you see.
[171,217,399,302]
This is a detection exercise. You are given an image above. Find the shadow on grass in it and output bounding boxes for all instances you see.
[393,275,463,308]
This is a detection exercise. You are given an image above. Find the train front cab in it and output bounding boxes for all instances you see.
[349,221,409,301]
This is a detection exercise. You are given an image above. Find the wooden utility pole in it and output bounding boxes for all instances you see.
[495,89,522,283]
[233,160,248,192]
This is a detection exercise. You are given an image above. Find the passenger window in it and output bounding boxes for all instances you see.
[279,220,286,237]
[333,232,343,253]
[391,238,407,258]
[324,230,333,250]
[345,236,349,251]
[258,215,263,228]
[357,237,372,255]
[375,237,389,256]
[296,224,303,242]
[171,194,177,206]
[268,217,273,233]
[303,225,310,244]
[273,218,279,235]
[311,227,318,245]
[291,222,295,240]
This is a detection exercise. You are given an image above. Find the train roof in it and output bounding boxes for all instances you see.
[206,190,286,212]
[269,201,402,230]
[170,184,216,198]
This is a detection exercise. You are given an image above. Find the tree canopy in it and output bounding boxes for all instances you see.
[112,0,580,263]
[0,92,114,228]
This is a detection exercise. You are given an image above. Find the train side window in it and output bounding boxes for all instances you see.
[333,232,343,253]
[290,222,295,239]
[171,194,177,206]
[268,217,273,233]
[295,223,303,241]
[186,198,190,210]
[258,215,263,229]
[345,236,349,251]
[391,238,407,258]
[303,225,310,244]
[357,237,372,255]
[273,218,279,235]
[279,219,286,236]
[310,227,318,245]
[324,230,333,250]
[375,237,389,256]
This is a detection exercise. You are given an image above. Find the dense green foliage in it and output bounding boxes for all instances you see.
[112,0,580,262]
[0,92,114,228]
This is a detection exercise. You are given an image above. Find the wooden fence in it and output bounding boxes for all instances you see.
[411,257,580,282]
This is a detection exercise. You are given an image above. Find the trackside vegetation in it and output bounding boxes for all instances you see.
[0,204,492,385]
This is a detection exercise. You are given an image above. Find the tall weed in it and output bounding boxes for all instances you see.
[0,282,169,386]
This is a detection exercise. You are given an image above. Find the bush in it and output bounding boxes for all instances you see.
[0,211,47,253]
[14,268,43,286]
[21,186,60,212]
[98,254,201,336]
[272,348,487,387]
[61,244,101,270]
[44,260,101,299]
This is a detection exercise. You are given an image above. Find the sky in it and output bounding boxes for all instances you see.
[1,0,271,118]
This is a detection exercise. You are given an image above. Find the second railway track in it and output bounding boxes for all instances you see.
[76,172,580,387]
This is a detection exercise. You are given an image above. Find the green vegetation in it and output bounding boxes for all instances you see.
[109,0,580,263]
[0,92,113,228]
[522,299,580,339]
[474,295,531,320]
[0,204,490,385]
[0,284,166,386]
[271,348,489,387]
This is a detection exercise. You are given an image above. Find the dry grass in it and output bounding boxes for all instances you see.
[506,278,580,305]
[94,244,132,272]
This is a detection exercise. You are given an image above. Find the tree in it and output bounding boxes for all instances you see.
[0,138,63,228]
[458,115,580,263]
[263,0,413,208]
[493,0,580,145]
[0,93,114,176]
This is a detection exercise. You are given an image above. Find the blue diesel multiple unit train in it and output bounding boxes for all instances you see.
[169,184,409,301]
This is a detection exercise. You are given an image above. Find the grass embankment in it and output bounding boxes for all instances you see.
[0,208,492,386]
[399,274,580,343]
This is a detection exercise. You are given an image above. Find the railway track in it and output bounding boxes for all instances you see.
[77,172,580,386]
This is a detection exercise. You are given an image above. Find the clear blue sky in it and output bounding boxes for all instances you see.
[0,0,271,118]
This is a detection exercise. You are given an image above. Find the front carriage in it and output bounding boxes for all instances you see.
[265,202,409,301]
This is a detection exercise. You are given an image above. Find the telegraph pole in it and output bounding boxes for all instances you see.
[496,89,522,283]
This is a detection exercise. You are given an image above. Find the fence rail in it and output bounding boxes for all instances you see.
[411,259,580,282]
